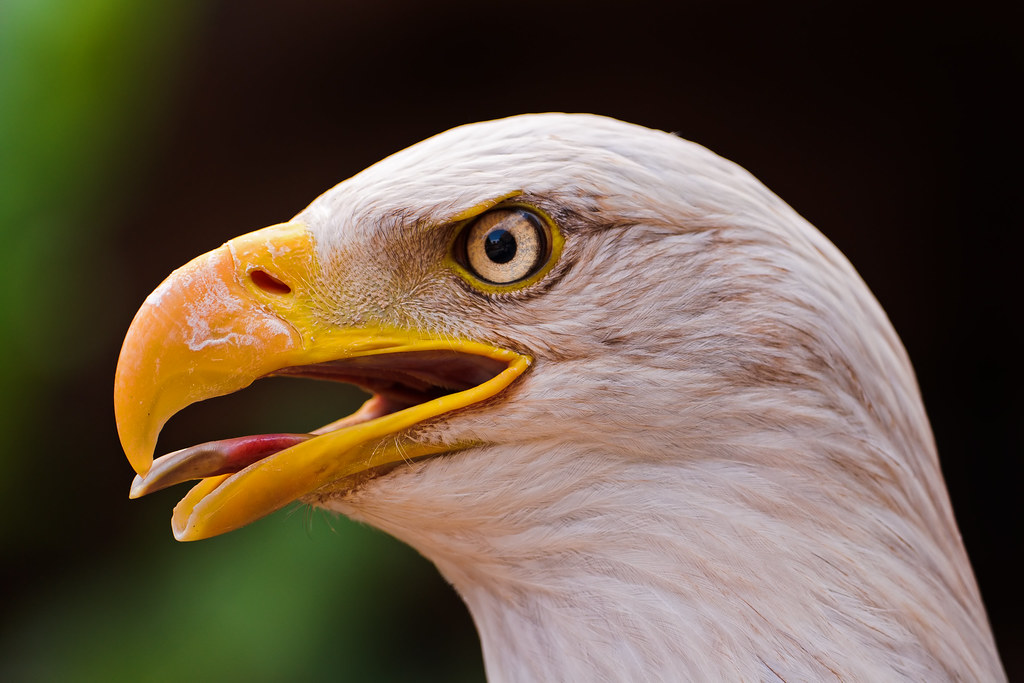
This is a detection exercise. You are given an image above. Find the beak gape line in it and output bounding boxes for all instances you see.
[116,222,531,541]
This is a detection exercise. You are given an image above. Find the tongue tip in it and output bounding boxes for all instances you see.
[128,475,146,499]
[128,433,316,500]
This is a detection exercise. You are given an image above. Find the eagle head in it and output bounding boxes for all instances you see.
[115,114,1003,680]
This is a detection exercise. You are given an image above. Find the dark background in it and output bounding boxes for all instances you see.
[1,1,1020,680]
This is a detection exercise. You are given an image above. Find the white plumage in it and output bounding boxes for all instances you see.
[121,114,1005,680]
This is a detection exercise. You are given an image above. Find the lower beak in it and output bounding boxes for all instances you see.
[114,222,529,540]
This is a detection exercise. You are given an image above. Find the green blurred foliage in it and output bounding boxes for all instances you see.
[0,0,200,525]
[0,2,483,680]
[3,512,481,682]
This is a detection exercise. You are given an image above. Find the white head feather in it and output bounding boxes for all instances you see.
[293,114,1002,681]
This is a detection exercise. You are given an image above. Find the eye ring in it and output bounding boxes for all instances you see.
[453,207,555,286]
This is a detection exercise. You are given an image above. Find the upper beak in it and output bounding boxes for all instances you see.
[115,222,312,477]
[114,222,529,541]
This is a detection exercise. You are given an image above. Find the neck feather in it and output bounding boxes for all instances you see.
[324,441,1002,681]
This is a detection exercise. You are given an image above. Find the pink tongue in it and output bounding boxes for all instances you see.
[129,433,313,498]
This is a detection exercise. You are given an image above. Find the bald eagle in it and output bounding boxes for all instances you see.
[116,114,1004,680]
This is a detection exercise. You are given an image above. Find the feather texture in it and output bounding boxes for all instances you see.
[295,114,1003,680]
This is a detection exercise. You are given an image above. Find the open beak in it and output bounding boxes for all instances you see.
[114,222,530,541]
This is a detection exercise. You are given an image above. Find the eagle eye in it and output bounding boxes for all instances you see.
[455,207,552,286]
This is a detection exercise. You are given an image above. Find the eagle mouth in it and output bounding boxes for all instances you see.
[113,222,532,540]
[129,350,512,499]
[121,338,530,541]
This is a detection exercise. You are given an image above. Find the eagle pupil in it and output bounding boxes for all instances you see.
[484,229,517,264]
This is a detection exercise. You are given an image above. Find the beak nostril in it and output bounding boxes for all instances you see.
[250,269,292,295]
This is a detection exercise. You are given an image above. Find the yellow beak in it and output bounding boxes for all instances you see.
[114,222,530,541]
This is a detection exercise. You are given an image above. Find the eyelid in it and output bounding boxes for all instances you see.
[446,203,565,294]
[446,192,524,224]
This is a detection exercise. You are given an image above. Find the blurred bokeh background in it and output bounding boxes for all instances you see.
[1,1,1020,680]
